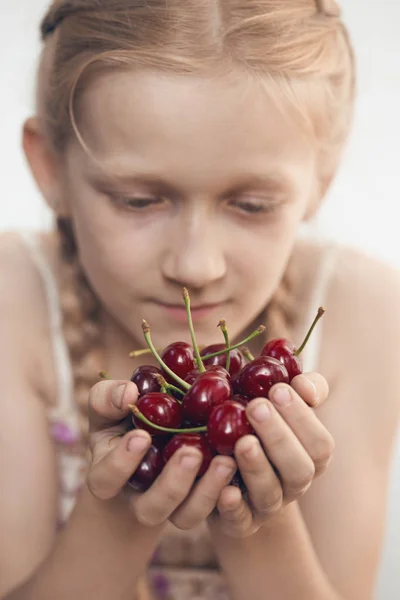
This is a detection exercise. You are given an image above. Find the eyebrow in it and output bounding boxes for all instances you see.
[87,166,295,195]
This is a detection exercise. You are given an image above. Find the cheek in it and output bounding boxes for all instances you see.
[68,190,163,294]
[230,211,301,304]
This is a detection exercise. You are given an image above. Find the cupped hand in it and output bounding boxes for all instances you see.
[209,372,333,538]
[86,379,237,529]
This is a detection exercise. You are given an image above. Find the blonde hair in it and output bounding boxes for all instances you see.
[35,2,355,594]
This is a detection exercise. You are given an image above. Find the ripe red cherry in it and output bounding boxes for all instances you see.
[132,393,182,435]
[161,342,196,384]
[237,356,289,399]
[184,365,230,386]
[182,373,232,426]
[261,339,302,381]
[128,438,165,492]
[201,344,245,377]
[231,393,251,407]
[130,365,163,396]
[163,433,215,477]
[207,400,253,455]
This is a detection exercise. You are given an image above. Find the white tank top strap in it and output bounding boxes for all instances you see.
[18,231,79,432]
[300,242,341,374]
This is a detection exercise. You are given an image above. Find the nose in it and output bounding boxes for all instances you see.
[161,214,227,290]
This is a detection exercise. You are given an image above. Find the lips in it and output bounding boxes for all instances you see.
[152,300,224,322]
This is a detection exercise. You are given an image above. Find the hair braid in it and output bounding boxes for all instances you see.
[56,218,152,600]
[56,217,103,449]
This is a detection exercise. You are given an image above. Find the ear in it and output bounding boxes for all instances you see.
[22,117,69,216]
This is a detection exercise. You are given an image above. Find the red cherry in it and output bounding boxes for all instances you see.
[201,343,244,377]
[132,393,182,435]
[237,356,289,399]
[128,438,165,492]
[182,373,232,426]
[163,433,215,477]
[161,342,196,384]
[130,365,163,396]
[261,339,302,381]
[231,393,251,407]
[207,400,253,455]
[184,365,230,386]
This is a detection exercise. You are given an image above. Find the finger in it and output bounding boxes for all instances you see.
[268,384,335,477]
[170,455,237,530]
[87,429,152,500]
[216,486,254,538]
[132,448,203,527]
[234,435,283,519]
[246,396,316,501]
[290,372,329,409]
[89,380,139,434]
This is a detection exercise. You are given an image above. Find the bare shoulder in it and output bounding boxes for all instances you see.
[323,243,400,391]
[294,238,400,447]
[296,243,400,598]
[295,240,400,388]
[0,231,57,403]
[0,231,60,594]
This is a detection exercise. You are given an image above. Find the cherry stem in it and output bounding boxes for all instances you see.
[129,347,163,359]
[155,374,185,400]
[240,346,255,361]
[294,307,326,357]
[141,320,191,390]
[183,288,206,373]
[201,325,266,360]
[218,319,231,372]
[108,432,124,446]
[99,371,111,380]
[129,404,207,434]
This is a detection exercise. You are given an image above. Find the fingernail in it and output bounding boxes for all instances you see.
[112,384,126,410]
[251,400,271,423]
[180,453,201,470]
[271,386,292,407]
[240,437,260,458]
[303,377,318,403]
[215,464,236,479]
[128,434,149,453]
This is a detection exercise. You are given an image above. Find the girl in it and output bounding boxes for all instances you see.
[1,1,399,599]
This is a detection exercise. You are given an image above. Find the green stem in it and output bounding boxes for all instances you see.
[240,346,255,361]
[99,371,111,380]
[218,319,231,372]
[295,307,326,357]
[202,325,266,360]
[155,374,185,400]
[141,320,191,390]
[108,432,124,446]
[129,404,207,434]
[129,347,163,359]
[183,288,206,373]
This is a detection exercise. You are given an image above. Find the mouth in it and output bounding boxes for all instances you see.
[152,300,225,323]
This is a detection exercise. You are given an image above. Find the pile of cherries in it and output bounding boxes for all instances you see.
[116,289,324,492]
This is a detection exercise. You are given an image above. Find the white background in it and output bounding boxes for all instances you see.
[0,1,399,598]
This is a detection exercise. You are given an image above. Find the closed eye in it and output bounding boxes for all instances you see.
[110,196,165,210]
[229,198,281,215]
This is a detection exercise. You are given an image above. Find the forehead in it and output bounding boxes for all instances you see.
[75,70,315,185]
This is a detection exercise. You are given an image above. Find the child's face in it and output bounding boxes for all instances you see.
[62,71,317,348]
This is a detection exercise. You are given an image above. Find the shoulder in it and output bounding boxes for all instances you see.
[300,240,400,440]
[294,239,400,369]
[323,242,400,380]
[0,231,58,404]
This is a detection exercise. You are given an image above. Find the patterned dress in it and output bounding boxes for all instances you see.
[19,231,338,600]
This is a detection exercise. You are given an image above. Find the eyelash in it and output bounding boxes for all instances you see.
[110,195,279,215]
[229,199,277,215]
